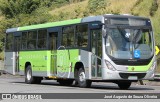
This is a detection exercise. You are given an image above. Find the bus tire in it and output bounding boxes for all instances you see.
[117,81,131,89]
[25,65,42,84]
[78,68,91,88]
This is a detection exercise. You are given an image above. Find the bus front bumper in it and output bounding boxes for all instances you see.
[101,68,155,81]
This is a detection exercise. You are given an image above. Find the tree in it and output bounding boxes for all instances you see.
[88,0,107,13]
[0,0,40,18]
[150,0,158,16]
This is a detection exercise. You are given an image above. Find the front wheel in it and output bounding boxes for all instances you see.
[117,81,131,89]
[77,68,92,88]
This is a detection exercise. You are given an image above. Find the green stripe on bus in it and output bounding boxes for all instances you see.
[128,60,152,71]
[18,18,82,31]
[19,49,79,72]
[19,51,48,71]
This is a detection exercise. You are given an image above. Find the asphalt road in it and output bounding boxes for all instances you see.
[0,75,160,102]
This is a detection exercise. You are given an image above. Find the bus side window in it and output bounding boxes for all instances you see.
[37,29,47,49]
[62,26,74,47]
[27,31,37,50]
[6,33,13,51]
[76,24,88,47]
[21,32,28,50]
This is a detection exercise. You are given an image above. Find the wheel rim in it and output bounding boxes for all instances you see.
[79,72,85,82]
[27,69,31,81]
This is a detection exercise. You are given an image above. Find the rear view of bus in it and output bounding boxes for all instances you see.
[102,15,156,89]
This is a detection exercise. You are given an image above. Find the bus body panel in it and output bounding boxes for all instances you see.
[4,52,15,74]
[19,51,48,76]
[18,49,80,78]
[80,50,92,79]
[57,49,79,78]
[101,55,156,80]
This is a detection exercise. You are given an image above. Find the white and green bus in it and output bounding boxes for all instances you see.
[5,14,157,89]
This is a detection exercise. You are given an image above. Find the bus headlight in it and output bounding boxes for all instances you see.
[105,60,116,71]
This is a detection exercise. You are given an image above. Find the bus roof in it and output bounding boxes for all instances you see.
[6,14,150,33]
[6,15,104,33]
[104,14,150,20]
[6,18,82,33]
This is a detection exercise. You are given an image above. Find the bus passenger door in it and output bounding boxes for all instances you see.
[13,33,21,75]
[49,32,58,75]
[91,29,102,79]
[48,27,60,76]
[11,32,21,75]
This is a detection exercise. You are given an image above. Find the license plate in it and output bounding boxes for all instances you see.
[128,76,138,80]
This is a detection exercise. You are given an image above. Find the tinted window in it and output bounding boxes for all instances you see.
[62,26,74,47]
[38,29,47,49]
[27,31,37,49]
[75,24,88,47]
[21,32,28,50]
[6,34,13,51]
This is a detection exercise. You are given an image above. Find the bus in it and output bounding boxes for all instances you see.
[4,14,157,89]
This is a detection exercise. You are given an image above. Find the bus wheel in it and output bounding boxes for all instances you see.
[117,81,131,89]
[25,65,42,84]
[25,65,35,84]
[78,68,91,88]
[58,79,74,86]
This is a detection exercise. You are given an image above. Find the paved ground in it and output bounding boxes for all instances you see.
[0,74,160,102]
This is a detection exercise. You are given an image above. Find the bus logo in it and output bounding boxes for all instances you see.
[131,67,135,71]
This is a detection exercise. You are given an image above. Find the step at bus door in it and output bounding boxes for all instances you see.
[90,29,102,78]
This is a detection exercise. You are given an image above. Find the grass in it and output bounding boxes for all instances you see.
[157,65,160,73]
[0,51,4,60]
[0,16,4,21]
[156,54,160,72]
[49,0,139,20]
[151,0,160,45]
[49,0,89,19]
[131,0,153,16]
[105,0,138,14]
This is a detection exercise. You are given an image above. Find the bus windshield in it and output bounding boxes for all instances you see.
[105,27,153,59]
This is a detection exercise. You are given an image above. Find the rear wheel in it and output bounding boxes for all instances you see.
[25,65,42,84]
[77,68,92,88]
[117,81,131,89]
